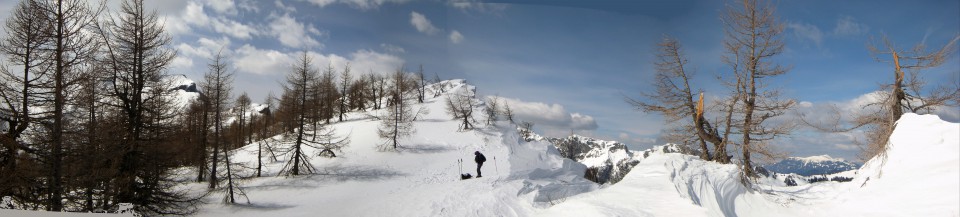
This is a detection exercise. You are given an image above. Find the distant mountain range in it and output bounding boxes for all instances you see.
[765,155,861,176]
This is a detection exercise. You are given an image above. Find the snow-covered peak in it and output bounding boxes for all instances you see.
[767,155,860,176]
[164,74,198,93]
[790,155,844,164]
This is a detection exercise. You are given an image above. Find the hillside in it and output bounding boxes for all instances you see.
[178,79,600,216]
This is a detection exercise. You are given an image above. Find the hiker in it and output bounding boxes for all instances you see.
[474,151,486,178]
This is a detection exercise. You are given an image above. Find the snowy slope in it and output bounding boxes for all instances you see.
[521,131,644,184]
[181,79,598,216]
[538,145,710,216]
[164,74,200,108]
[546,113,959,216]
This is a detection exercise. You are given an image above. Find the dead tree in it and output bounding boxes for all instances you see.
[201,50,233,189]
[446,89,476,131]
[802,35,960,160]
[378,67,425,150]
[627,36,716,161]
[722,0,794,183]
[338,63,351,122]
[0,0,51,201]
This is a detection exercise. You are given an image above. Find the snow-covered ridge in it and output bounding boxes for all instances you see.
[796,155,839,163]
[766,154,860,176]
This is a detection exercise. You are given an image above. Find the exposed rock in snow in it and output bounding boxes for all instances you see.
[521,131,646,184]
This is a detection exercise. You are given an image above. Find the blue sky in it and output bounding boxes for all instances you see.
[1,0,957,161]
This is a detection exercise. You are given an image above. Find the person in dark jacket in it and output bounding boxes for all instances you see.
[474,151,486,178]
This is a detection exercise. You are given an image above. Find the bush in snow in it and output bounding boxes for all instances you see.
[784,176,798,186]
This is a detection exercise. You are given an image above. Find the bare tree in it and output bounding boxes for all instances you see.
[417,65,426,103]
[29,0,104,211]
[338,64,351,122]
[255,93,277,177]
[627,36,716,161]
[446,89,476,131]
[485,95,500,126]
[803,35,960,160]
[502,101,515,124]
[236,92,251,147]
[201,50,233,189]
[378,67,425,150]
[279,51,319,175]
[721,0,795,182]
[0,0,51,201]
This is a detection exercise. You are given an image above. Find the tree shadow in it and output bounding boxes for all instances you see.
[399,144,456,154]
[314,165,407,182]
[244,165,406,191]
[223,202,297,211]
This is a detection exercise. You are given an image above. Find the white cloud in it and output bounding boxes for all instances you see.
[380,43,406,53]
[233,44,295,75]
[832,16,869,36]
[144,0,191,15]
[448,0,508,13]
[237,0,260,13]
[183,2,210,26]
[198,37,232,52]
[300,0,411,10]
[499,97,599,134]
[175,37,231,62]
[833,143,859,151]
[410,11,440,35]
[211,18,258,39]
[176,43,212,59]
[304,0,337,7]
[206,0,237,15]
[159,15,191,37]
[170,56,194,69]
[269,13,323,48]
[449,30,464,44]
[787,22,824,46]
[229,45,403,76]
[178,2,257,40]
[347,49,405,75]
[275,0,297,12]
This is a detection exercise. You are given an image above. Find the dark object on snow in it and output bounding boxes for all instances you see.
[475,151,486,178]
[831,176,853,182]
[318,149,336,158]
[461,173,473,180]
[784,176,798,186]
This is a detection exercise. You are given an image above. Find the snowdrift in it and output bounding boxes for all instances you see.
[545,113,958,216]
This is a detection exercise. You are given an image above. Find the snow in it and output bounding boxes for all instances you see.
[4,77,956,216]
[537,153,709,216]
[546,113,959,217]
[793,155,842,164]
[183,79,598,216]
[164,74,200,108]
[0,210,135,217]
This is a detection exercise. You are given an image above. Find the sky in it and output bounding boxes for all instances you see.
[0,0,957,162]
